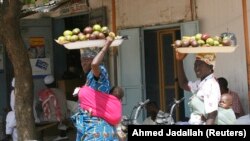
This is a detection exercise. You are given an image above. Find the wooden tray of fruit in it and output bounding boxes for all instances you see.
[55,38,124,49]
[173,33,237,53]
[176,46,237,53]
[55,24,127,50]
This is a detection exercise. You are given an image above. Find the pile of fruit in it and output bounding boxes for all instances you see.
[56,24,118,44]
[173,33,233,48]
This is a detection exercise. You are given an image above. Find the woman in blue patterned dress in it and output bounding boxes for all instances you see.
[71,36,120,141]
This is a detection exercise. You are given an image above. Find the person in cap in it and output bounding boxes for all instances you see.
[37,74,69,140]
[71,36,122,141]
[175,52,220,125]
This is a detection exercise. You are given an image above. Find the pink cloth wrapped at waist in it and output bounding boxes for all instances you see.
[78,86,122,125]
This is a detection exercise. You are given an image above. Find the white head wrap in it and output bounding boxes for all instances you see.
[11,78,15,87]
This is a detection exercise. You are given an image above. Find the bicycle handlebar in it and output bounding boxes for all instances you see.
[132,99,150,124]
[175,97,185,104]
[138,99,150,107]
[170,97,185,117]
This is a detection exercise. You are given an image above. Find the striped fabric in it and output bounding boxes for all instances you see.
[39,89,62,122]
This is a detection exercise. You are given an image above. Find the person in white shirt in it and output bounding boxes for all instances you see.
[37,75,69,141]
[175,52,220,125]
[5,77,17,141]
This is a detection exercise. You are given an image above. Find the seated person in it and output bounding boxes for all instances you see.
[143,101,159,125]
[37,75,68,122]
[217,93,236,125]
[143,101,173,125]
[37,75,69,140]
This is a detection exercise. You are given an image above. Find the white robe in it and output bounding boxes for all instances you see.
[6,89,18,141]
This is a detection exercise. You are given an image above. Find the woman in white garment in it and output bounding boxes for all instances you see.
[175,52,220,125]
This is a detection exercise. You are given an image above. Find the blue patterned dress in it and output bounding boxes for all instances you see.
[71,65,119,141]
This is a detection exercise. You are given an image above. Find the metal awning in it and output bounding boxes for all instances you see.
[21,0,69,13]
[20,0,89,18]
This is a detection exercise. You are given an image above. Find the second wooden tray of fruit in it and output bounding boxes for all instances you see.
[176,46,237,53]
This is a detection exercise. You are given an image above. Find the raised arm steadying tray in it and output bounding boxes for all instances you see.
[55,35,128,50]
[175,46,237,53]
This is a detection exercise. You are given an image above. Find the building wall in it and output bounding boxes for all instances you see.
[196,0,249,114]
[22,0,250,114]
[115,0,193,28]
[106,0,249,113]
[88,0,193,28]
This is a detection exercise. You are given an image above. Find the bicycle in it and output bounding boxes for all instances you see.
[155,97,185,125]
[119,97,185,133]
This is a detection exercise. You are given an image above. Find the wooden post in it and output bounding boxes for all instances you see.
[242,0,250,111]
[111,0,118,85]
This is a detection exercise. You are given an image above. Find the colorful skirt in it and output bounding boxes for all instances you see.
[71,108,119,141]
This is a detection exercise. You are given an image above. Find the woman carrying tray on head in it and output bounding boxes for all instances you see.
[175,51,220,125]
[71,36,122,141]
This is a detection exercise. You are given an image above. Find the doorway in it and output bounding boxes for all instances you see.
[64,14,89,76]
[144,28,185,121]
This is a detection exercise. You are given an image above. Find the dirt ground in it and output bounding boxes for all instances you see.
[42,126,76,141]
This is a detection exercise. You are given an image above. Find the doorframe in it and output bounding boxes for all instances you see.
[143,27,183,121]
[157,29,180,113]
[141,20,199,120]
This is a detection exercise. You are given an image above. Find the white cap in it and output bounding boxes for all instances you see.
[11,78,15,87]
[44,75,55,85]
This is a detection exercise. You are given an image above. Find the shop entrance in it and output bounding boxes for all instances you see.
[63,14,89,79]
[144,28,185,121]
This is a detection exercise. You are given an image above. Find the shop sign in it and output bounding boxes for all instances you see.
[28,37,45,59]
[60,2,87,15]
[29,37,45,47]
[30,58,51,76]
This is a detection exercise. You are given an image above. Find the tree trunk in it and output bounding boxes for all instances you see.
[0,0,37,140]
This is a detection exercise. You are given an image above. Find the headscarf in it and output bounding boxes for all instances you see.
[80,48,100,58]
[195,53,216,69]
